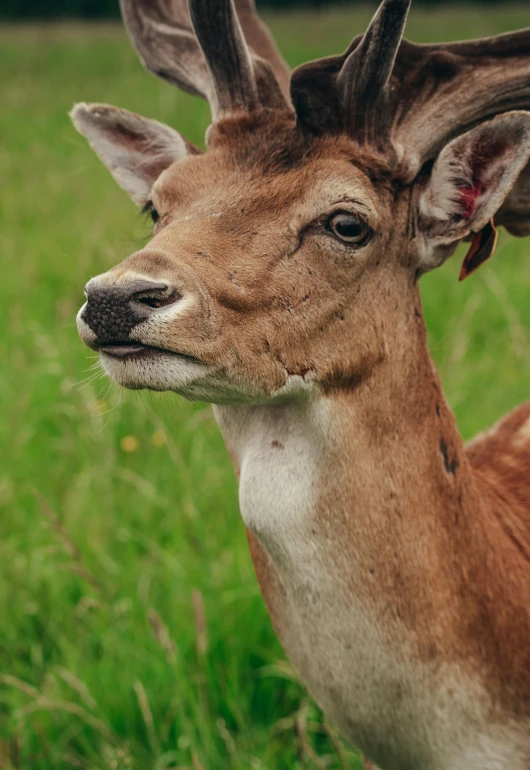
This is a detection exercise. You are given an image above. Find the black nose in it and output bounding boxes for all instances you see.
[82,279,178,343]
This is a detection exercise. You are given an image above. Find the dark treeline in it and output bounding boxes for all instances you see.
[1,0,507,20]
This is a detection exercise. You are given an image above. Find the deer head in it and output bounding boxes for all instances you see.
[72,0,530,404]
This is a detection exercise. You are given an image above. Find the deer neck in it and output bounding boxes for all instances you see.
[213,301,529,765]
[214,297,478,592]
[212,290,502,668]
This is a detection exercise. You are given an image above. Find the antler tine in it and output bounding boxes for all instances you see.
[292,5,530,196]
[189,0,259,118]
[339,0,411,105]
[119,0,214,102]
[235,0,291,98]
[121,0,289,122]
[338,0,411,141]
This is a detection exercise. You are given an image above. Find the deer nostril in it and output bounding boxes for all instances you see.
[137,295,165,309]
[133,286,181,309]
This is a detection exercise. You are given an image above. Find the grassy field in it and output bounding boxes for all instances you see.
[1,5,529,769]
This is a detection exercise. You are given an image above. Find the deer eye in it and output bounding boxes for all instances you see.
[142,201,160,224]
[328,212,371,245]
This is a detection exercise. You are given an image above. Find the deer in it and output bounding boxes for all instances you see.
[70,0,530,767]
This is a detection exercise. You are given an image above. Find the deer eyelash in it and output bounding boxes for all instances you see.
[141,200,160,224]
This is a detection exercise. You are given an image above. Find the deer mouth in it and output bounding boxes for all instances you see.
[99,342,202,364]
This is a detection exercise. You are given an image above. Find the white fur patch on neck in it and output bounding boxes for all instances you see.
[214,392,328,566]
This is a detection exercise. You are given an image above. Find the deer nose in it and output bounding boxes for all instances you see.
[81,279,180,343]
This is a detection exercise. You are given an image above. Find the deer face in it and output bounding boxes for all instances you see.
[73,0,530,403]
[76,115,404,402]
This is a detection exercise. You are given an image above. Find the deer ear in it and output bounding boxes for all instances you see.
[70,103,196,206]
[417,112,530,273]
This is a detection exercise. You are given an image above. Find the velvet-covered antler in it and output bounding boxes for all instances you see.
[120,0,290,120]
[234,0,291,97]
[120,0,530,233]
[292,4,530,166]
[189,0,286,116]
[338,0,411,144]
[290,0,530,232]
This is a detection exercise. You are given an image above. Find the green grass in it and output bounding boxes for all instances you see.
[0,6,529,769]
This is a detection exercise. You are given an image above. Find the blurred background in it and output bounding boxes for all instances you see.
[1,2,529,769]
[0,0,524,18]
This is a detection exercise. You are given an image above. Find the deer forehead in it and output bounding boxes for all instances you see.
[151,150,384,230]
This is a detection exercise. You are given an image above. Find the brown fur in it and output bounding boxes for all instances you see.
[468,404,530,564]
[230,251,530,722]
[74,114,530,765]
[244,319,530,718]
[71,3,530,765]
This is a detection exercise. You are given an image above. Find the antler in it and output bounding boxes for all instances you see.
[189,0,259,115]
[189,0,289,116]
[290,1,414,150]
[338,0,411,143]
[291,3,530,167]
[120,0,290,120]
[120,0,530,232]
[235,0,290,97]
[290,1,530,231]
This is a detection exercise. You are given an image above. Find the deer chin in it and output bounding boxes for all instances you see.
[97,347,273,404]
[98,346,209,396]
[100,345,317,403]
